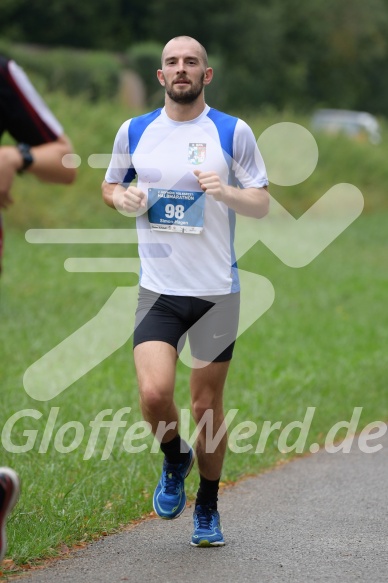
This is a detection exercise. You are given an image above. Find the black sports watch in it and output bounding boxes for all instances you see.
[16,143,34,173]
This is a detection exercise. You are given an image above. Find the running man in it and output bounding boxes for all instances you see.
[102,36,269,547]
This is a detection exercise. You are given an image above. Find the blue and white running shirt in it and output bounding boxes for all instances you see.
[105,105,268,296]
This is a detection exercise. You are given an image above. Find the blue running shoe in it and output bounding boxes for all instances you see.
[191,504,225,547]
[153,445,195,519]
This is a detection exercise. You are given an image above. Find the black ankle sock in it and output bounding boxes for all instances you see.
[160,434,189,464]
[195,475,220,509]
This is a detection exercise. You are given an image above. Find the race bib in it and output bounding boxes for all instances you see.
[147,188,205,234]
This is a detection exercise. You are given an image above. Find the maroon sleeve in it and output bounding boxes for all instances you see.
[0,56,63,145]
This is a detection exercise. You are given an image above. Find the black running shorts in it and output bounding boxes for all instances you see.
[133,287,240,362]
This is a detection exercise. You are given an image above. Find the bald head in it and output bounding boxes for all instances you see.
[161,36,208,68]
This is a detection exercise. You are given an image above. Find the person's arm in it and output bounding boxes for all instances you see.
[194,170,269,218]
[102,119,146,216]
[0,147,17,209]
[28,135,76,184]
[102,180,146,215]
[0,135,76,209]
[196,117,270,219]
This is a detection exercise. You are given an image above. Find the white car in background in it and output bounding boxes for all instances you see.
[311,109,381,144]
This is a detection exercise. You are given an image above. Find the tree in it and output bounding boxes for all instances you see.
[1,0,388,114]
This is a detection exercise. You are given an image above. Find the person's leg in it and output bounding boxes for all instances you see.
[0,467,20,561]
[185,293,239,546]
[134,340,179,443]
[133,288,191,460]
[190,360,230,484]
[134,340,195,519]
[189,360,230,546]
[187,293,239,498]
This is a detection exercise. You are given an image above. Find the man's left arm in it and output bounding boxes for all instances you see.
[194,169,269,219]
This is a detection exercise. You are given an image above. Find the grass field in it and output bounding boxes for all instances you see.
[0,95,387,571]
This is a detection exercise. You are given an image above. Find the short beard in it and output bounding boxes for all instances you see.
[166,73,205,104]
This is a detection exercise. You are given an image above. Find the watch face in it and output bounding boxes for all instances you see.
[17,143,34,172]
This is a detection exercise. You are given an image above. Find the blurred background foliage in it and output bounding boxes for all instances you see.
[1,0,388,113]
[1,1,388,566]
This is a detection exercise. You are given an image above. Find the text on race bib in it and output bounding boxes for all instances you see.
[147,188,205,234]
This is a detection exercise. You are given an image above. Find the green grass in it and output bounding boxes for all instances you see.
[1,94,388,570]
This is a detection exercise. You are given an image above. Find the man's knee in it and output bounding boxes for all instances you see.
[139,383,174,415]
[191,396,223,425]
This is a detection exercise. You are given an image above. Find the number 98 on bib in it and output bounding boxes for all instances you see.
[147,188,205,234]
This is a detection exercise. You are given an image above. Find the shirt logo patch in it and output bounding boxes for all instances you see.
[188,143,206,165]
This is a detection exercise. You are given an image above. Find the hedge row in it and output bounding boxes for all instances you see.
[0,40,122,101]
[0,40,226,109]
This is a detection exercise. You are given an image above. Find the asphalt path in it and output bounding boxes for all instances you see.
[20,432,388,583]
